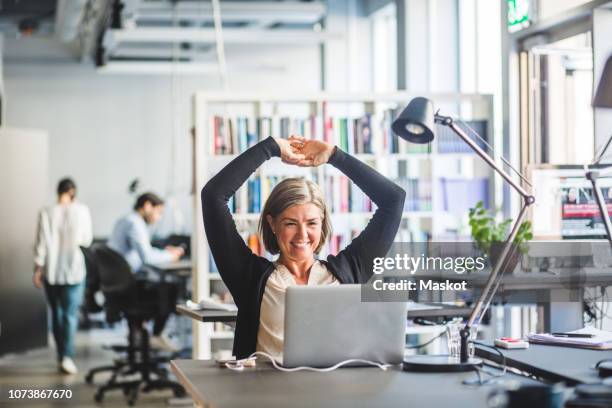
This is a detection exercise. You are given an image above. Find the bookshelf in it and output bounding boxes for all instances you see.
[192,92,496,359]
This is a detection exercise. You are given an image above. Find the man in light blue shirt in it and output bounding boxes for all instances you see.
[108,193,183,273]
[107,192,184,352]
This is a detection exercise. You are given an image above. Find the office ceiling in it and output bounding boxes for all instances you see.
[98,0,329,73]
[0,0,331,73]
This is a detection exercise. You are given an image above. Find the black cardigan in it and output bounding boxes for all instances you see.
[201,137,406,358]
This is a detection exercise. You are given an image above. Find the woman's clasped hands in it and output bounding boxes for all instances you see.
[274,135,335,167]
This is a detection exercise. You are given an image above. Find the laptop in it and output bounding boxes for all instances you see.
[282,284,406,368]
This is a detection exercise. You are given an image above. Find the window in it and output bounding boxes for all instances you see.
[521,32,594,165]
[371,3,397,92]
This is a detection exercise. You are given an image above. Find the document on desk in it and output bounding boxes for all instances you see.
[186,299,238,312]
[528,327,612,350]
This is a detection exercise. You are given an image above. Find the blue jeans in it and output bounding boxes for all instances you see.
[43,281,84,361]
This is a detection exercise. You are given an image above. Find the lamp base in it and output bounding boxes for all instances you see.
[402,355,483,372]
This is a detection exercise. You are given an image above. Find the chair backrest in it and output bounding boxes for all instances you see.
[95,245,136,295]
[80,245,103,312]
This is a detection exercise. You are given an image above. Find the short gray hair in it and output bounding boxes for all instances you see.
[258,178,331,255]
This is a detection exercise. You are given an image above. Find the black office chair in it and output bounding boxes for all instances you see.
[81,245,131,385]
[89,245,185,405]
[80,245,105,329]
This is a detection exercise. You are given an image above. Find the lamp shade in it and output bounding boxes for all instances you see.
[391,97,435,144]
[593,55,612,108]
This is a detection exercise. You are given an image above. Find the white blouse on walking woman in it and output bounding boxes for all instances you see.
[34,202,93,285]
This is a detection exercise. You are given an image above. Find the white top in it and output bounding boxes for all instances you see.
[34,202,93,285]
[256,260,339,362]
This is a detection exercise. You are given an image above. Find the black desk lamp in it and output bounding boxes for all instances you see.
[585,55,612,247]
[392,97,536,371]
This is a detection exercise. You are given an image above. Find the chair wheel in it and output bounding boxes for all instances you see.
[127,386,138,405]
[94,391,103,402]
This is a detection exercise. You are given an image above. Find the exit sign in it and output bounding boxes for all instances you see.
[508,0,529,28]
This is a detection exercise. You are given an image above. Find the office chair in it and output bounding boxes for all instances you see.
[88,245,185,405]
[81,245,130,385]
[79,245,105,329]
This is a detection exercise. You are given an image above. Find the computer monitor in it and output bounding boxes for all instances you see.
[529,164,612,239]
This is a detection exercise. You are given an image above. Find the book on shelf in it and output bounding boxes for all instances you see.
[324,174,373,213]
[395,220,432,242]
[437,178,489,215]
[393,159,433,212]
[326,230,360,256]
[395,178,433,212]
[435,120,488,154]
[212,115,321,155]
[227,174,375,215]
[211,108,466,156]
[227,175,282,214]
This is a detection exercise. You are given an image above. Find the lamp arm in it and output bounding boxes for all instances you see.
[593,132,612,165]
[469,202,531,326]
[585,170,612,247]
[435,114,536,363]
[437,114,532,198]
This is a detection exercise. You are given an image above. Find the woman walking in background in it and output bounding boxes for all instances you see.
[33,178,93,374]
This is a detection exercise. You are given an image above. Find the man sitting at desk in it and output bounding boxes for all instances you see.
[107,192,184,352]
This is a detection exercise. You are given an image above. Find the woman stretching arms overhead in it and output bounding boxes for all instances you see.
[201,135,405,360]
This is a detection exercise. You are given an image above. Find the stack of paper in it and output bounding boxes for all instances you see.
[528,327,612,350]
[186,298,238,312]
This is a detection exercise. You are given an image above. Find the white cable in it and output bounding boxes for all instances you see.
[225,351,392,372]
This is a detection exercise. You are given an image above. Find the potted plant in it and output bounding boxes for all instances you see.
[468,201,533,273]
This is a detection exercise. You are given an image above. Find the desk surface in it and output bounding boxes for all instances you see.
[476,343,608,385]
[176,305,237,323]
[171,359,537,408]
[151,259,192,271]
[421,270,612,291]
[175,302,472,324]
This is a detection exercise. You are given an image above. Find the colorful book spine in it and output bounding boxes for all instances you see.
[323,175,372,213]
[213,115,320,154]
[213,113,483,155]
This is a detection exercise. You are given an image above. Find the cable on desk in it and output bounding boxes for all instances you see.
[224,351,392,373]
[462,341,507,386]
[584,287,610,328]
[405,329,446,349]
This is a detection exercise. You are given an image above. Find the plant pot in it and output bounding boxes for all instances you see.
[489,244,521,275]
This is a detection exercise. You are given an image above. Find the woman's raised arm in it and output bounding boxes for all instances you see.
[295,139,405,283]
[201,137,302,302]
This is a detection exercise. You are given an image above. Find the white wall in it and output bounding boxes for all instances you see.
[3,38,322,237]
[1,1,376,237]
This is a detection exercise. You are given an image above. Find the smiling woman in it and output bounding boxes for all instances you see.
[260,178,331,281]
[201,136,406,360]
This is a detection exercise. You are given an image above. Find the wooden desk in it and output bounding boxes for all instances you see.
[171,359,539,408]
